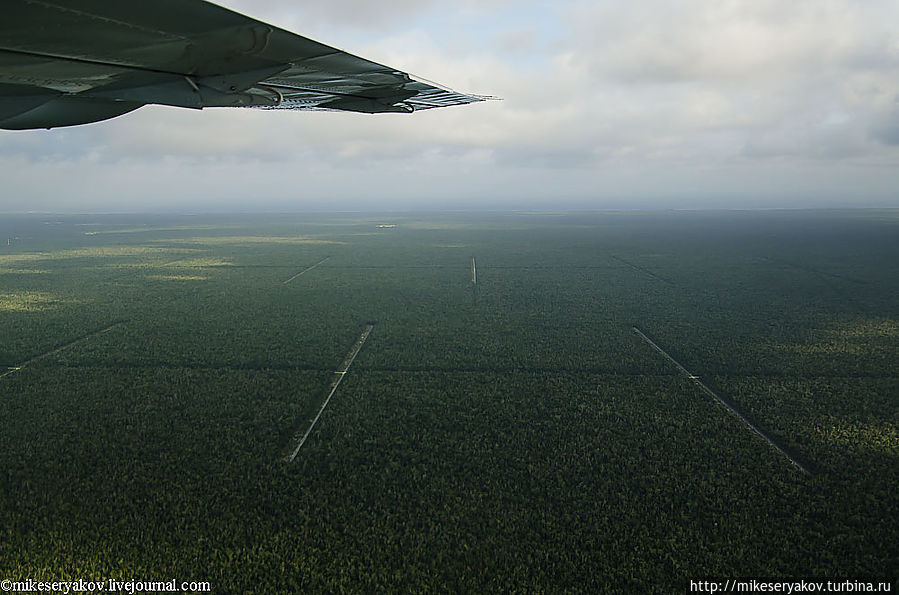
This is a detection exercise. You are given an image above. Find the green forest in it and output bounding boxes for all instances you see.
[0,210,896,592]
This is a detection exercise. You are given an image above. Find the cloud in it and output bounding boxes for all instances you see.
[568,0,898,84]
[870,110,899,146]
[221,0,514,35]
[549,0,899,169]
[1,0,898,211]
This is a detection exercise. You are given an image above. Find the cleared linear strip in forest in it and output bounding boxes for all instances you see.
[633,327,810,476]
[285,323,374,462]
[0,322,125,379]
[283,257,330,284]
[611,256,671,284]
[760,257,866,285]
[23,362,898,379]
[0,367,22,379]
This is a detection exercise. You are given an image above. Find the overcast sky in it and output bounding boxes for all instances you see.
[2,0,899,212]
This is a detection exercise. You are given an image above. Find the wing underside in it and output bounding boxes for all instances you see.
[0,0,488,129]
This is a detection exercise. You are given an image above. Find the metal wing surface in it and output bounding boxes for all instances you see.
[0,0,489,130]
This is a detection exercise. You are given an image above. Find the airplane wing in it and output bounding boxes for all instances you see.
[0,0,490,130]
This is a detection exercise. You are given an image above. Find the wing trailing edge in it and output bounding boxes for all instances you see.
[0,0,492,129]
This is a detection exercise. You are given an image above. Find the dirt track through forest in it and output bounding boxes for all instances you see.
[283,257,330,284]
[1,322,124,379]
[633,327,810,475]
[611,256,672,284]
[285,324,374,462]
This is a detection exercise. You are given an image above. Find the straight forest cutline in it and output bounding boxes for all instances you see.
[283,257,331,284]
[3,361,895,381]
[0,366,22,380]
[759,257,868,285]
[284,323,374,462]
[633,326,811,476]
[610,255,673,285]
[165,264,295,269]
[0,321,126,380]
[324,265,463,269]
[322,265,626,270]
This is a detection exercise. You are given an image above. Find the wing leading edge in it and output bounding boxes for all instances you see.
[0,0,490,130]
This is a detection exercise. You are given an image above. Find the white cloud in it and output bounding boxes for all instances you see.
[1,0,898,211]
[569,0,897,83]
